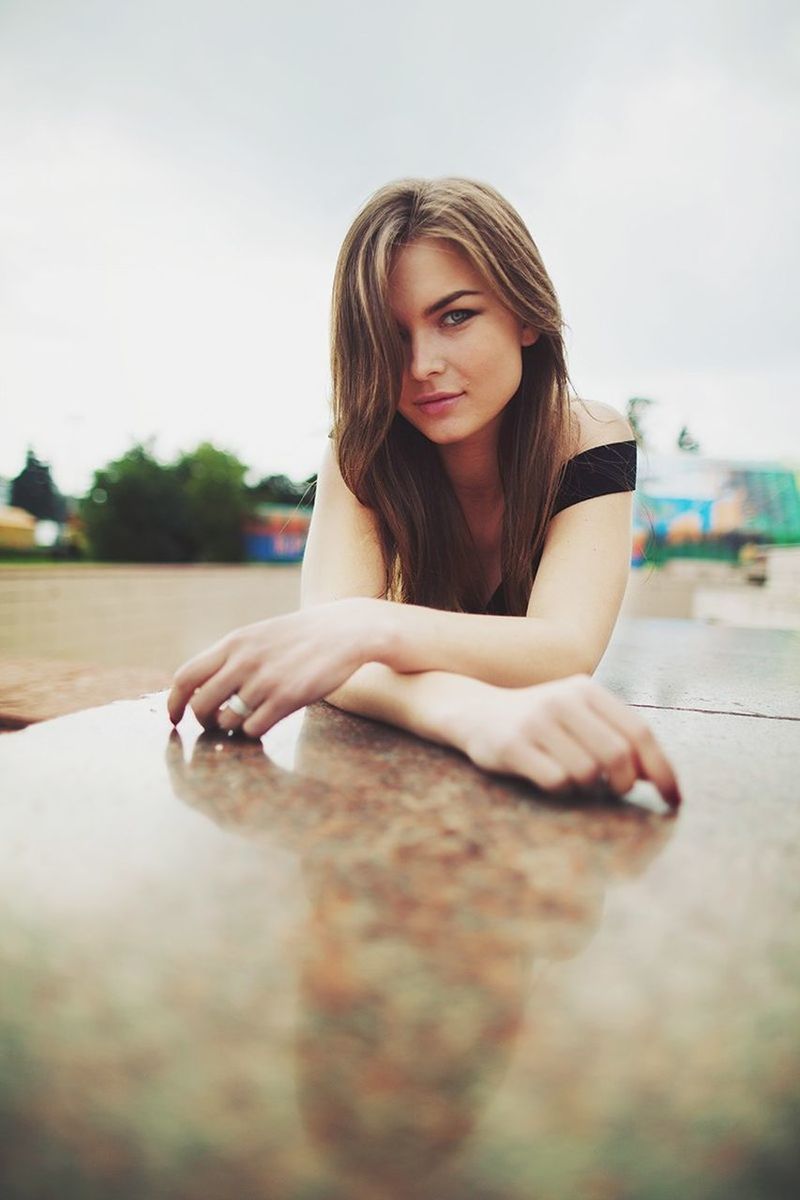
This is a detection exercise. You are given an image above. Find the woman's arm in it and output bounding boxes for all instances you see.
[168,644,680,806]
[302,422,633,687]
[170,428,633,728]
[167,438,680,805]
[165,611,680,804]
[325,663,680,808]
[327,491,632,686]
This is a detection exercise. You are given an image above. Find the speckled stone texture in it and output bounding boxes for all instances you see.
[0,620,798,1199]
[596,618,800,718]
[0,657,172,729]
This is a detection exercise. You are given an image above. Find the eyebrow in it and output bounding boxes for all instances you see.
[423,289,483,317]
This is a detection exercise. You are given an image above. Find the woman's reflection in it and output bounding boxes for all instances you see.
[166,703,674,1196]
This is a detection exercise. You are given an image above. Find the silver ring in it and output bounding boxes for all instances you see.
[225,692,254,719]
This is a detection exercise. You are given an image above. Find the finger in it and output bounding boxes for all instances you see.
[242,696,295,739]
[530,720,603,789]
[216,702,244,733]
[508,742,571,793]
[241,676,309,739]
[554,707,638,797]
[217,683,262,732]
[190,664,251,730]
[585,687,682,809]
[241,654,364,739]
[168,642,230,725]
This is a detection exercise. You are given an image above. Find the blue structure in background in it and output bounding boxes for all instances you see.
[244,504,312,563]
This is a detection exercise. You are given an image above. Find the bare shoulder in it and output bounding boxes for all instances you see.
[570,399,634,454]
[317,439,346,491]
[317,441,371,511]
[301,441,385,605]
[313,441,383,543]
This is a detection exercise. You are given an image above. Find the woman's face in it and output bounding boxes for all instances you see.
[388,237,538,448]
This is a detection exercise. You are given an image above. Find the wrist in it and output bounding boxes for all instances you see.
[342,597,399,666]
[427,673,498,754]
[364,598,406,670]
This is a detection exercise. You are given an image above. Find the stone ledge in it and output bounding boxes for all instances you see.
[0,658,171,729]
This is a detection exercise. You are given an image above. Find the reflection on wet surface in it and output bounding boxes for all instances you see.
[1,686,799,1199]
[167,708,673,1195]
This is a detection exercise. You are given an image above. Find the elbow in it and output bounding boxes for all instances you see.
[550,618,611,681]
[568,640,605,681]
[520,625,601,686]
[573,638,604,678]
[554,649,599,684]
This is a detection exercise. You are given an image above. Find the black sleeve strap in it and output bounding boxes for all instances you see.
[553,439,637,516]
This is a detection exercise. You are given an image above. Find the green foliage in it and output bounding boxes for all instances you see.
[248,473,317,507]
[625,397,655,449]
[10,450,65,522]
[80,441,318,562]
[644,531,753,565]
[677,425,701,453]
[175,443,250,562]
[81,444,193,562]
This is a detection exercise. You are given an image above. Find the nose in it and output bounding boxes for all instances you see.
[407,330,445,381]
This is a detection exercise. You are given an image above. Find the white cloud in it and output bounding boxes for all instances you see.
[1,116,333,492]
[1,0,798,493]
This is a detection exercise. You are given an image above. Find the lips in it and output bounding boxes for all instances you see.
[415,390,462,406]
[415,390,463,416]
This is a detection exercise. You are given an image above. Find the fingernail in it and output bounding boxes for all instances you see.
[664,786,682,812]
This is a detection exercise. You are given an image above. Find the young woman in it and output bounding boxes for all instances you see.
[168,178,681,808]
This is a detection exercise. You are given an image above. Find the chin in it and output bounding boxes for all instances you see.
[418,424,469,445]
[430,417,504,448]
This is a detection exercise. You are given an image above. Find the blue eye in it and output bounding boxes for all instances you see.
[441,308,475,327]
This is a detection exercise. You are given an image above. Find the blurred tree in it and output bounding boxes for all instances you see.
[677,425,701,453]
[10,449,66,521]
[625,397,656,449]
[81,444,192,562]
[175,442,250,562]
[248,473,317,507]
[82,442,310,562]
[301,474,317,506]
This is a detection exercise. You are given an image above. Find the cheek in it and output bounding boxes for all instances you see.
[397,375,415,412]
[472,335,524,397]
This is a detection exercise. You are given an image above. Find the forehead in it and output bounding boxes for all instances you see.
[387,237,485,315]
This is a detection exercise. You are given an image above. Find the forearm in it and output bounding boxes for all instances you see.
[325,658,681,810]
[372,602,596,688]
[324,661,488,754]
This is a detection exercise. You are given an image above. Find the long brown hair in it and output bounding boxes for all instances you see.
[330,177,575,615]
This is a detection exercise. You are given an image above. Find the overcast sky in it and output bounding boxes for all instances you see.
[2,0,798,495]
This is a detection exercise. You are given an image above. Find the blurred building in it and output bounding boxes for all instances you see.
[633,454,800,565]
[0,506,37,551]
[244,504,313,563]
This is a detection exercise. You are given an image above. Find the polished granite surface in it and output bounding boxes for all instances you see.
[1,619,799,1199]
[595,617,800,718]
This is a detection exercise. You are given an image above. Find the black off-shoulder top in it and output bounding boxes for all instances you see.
[482,439,637,616]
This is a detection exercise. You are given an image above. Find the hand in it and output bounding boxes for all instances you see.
[459,674,681,810]
[167,598,388,737]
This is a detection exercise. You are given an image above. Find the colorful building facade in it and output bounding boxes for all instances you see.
[244,504,313,563]
[633,455,800,565]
